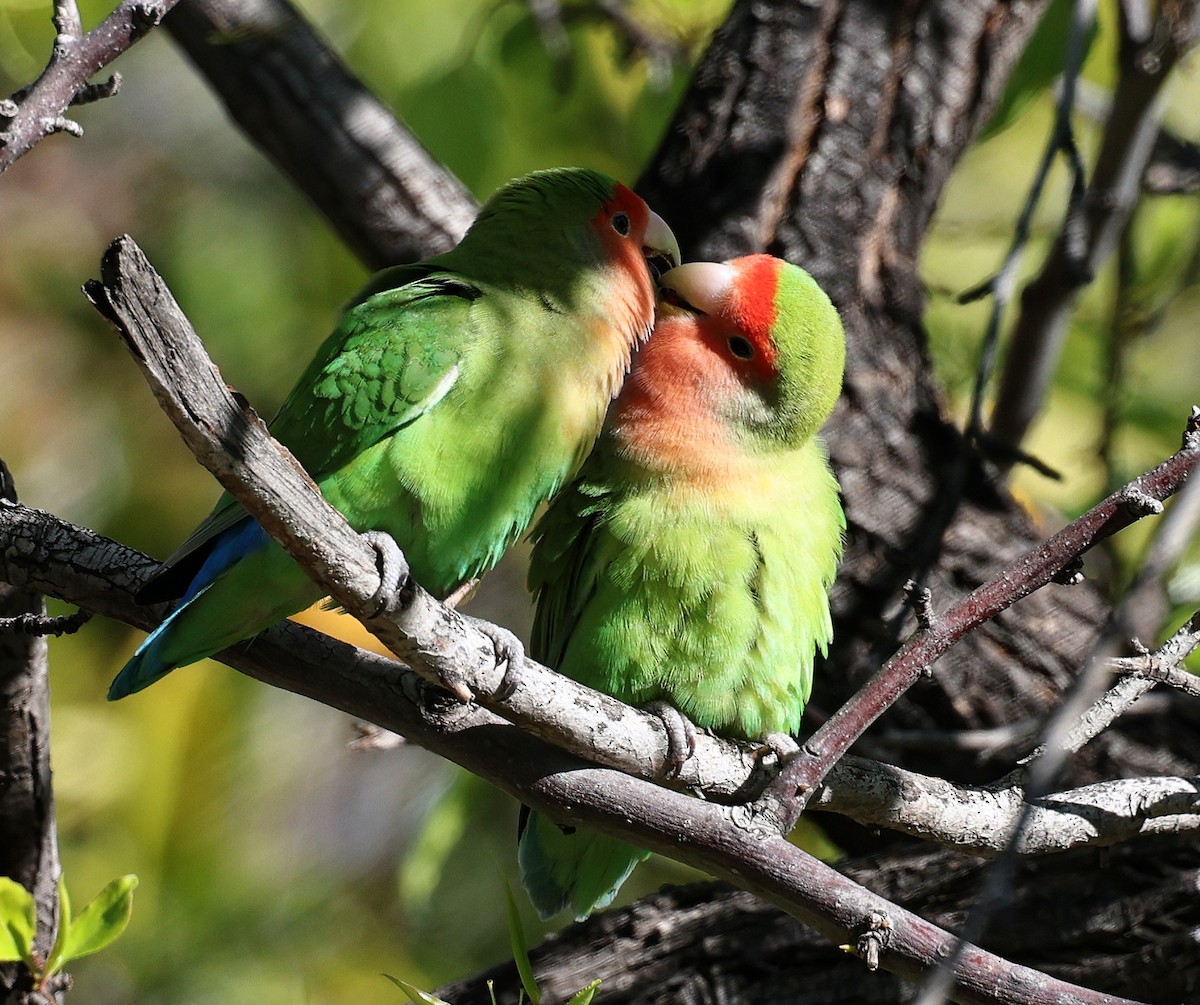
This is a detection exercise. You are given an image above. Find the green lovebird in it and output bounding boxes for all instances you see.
[109,167,680,701]
[519,254,846,920]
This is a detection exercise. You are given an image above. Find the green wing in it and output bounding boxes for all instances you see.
[140,270,481,602]
[528,474,620,670]
[269,273,479,479]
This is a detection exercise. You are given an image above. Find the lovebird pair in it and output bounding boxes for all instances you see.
[110,167,845,923]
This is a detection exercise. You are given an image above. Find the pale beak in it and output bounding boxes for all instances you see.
[657,261,737,315]
[642,209,682,282]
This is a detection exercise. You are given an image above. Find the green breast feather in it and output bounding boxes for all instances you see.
[530,438,844,740]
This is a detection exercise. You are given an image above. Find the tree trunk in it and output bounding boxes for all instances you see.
[0,464,64,1004]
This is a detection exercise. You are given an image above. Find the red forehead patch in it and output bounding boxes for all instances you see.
[610,182,648,229]
[728,255,780,374]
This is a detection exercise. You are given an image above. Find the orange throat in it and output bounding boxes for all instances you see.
[608,316,745,485]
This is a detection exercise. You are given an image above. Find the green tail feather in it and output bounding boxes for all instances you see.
[518,810,649,921]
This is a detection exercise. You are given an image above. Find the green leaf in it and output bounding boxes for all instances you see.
[42,875,72,979]
[382,974,453,1004]
[502,876,540,1005]
[59,875,137,964]
[0,877,36,964]
[565,979,602,1005]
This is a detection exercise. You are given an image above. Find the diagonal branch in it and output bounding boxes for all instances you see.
[6,500,1196,865]
[759,407,1200,832]
[0,501,1155,1005]
[163,0,477,268]
[81,233,769,800]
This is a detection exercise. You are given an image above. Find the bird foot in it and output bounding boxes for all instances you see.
[753,731,800,771]
[464,616,527,701]
[645,700,698,779]
[360,530,411,618]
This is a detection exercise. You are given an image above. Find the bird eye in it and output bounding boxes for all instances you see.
[611,212,630,236]
[728,335,755,360]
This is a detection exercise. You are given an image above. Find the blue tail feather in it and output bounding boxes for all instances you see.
[108,519,267,701]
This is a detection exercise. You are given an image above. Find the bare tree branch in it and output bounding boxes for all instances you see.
[815,755,1200,855]
[0,498,1158,1005]
[163,0,477,268]
[81,235,777,802]
[6,499,1195,866]
[759,407,1200,832]
[987,1,1200,460]
[0,0,179,173]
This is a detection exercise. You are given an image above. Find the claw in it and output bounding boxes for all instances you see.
[755,731,800,771]
[645,700,698,779]
[360,530,410,617]
[465,616,526,701]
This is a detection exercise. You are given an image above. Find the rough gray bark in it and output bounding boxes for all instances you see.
[0,465,64,1005]
[435,838,1200,1005]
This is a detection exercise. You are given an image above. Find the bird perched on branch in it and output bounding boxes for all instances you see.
[520,254,846,920]
[110,167,680,700]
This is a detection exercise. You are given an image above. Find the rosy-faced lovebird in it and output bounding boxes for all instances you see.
[108,168,680,700]
[519,254,846,920]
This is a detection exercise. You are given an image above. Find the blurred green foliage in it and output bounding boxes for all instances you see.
[1,1,1198,1002]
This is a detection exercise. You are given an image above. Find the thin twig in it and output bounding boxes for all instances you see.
[986,1,1189,463]
[0,0,179,171]
[0,609,92,638]
[1063,611,1200,750]
[758,406,1200,833]
[962,0,1098,445]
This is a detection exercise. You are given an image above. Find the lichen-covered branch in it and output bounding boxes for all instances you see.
[6,500,1195,865]
[760,408,1200,831]
[814,755,1199,855]
[81,235,772,802]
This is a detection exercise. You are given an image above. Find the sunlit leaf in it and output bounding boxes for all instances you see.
[0,877,35,964]
[60,875,138,963]
[565,979,602,1005]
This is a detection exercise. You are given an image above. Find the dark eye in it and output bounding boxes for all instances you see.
[611,212,630,236]
[728,335,755,359]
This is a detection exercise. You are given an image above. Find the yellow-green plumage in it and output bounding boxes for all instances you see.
[520,255,845,920]
[109,168,679,700]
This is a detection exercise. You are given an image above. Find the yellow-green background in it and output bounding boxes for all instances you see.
[1,1,1197,1001]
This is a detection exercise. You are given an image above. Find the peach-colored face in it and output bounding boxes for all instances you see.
[655,255,784,390]
[610,256,788,478]
[588,183,653,290]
